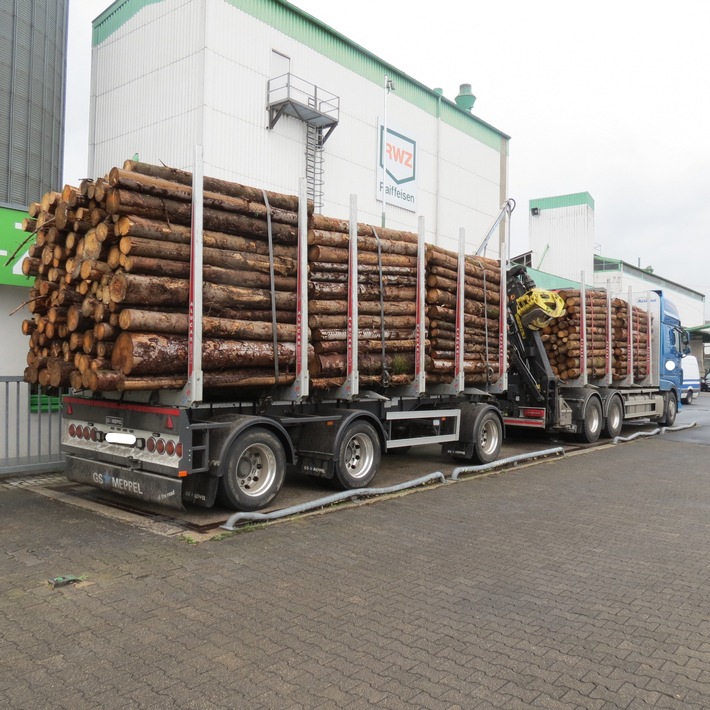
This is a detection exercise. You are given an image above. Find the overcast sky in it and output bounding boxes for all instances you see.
[65,0,710,320]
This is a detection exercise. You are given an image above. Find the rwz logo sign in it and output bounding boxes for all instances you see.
[380,126,416,184]
[376,123,418,213]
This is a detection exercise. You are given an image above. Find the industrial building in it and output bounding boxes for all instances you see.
[89,0,510,257]
[522,192,705,329]
[1,0,69,376]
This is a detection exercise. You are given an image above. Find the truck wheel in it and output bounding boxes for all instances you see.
[334,421,381,489]
[577,397,602,443]
[660,392,677,427]
[602,396,624,438]
[218,428,285,511]
[684,389,693,405]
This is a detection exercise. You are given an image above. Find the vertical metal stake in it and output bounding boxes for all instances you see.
[186,144,204,405]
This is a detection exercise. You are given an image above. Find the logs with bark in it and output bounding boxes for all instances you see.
[539,289,650,382]
[424,245,501,385]
[19,160,503,393]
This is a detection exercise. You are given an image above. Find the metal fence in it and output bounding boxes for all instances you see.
[0,376,65,478]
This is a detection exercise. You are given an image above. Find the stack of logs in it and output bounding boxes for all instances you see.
[18,160,502,393]
[611,297,649,381]
[539,288,649,382]
[426,249,501,385]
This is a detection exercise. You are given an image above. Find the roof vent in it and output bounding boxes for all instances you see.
[454,83,476,112]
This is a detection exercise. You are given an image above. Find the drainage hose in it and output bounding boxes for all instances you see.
[451,446,565,481]
[221,471,446,530]
[612,421,697,444]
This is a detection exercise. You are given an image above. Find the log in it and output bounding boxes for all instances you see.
[106,188,299,243]
[118,308,298,341]
[121,160,303,212]
[111,333,300,376]
[118,236,296,276]
[310,215,418,244]
[308,244,417,268]
[114,215,297,258]
[308,229,418,256]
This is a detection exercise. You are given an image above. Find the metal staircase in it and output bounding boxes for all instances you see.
[305,123,324,213]
[267,73,339,214]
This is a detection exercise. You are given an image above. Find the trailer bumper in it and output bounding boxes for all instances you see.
[65,455,185,510]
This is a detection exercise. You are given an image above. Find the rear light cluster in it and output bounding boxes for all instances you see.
[67,423,101,441]
[66,424,182,458]
[147,437,183,458]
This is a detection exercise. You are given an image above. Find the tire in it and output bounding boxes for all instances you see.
[577,397,602,443]
[334,421,381,489]
[602,396,624,438]
[451,410,503,464]
[660,392,677,427]
[684,389,693,405]
[217,428,286,511]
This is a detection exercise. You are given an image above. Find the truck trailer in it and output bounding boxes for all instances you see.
[41,164,686,512]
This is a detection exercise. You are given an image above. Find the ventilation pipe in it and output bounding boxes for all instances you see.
[454,83,476,112]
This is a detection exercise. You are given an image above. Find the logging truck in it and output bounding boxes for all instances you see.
[501,265,687,441]
[49,162,687,512]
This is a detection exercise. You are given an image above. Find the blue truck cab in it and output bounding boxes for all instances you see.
[637,291,689,414]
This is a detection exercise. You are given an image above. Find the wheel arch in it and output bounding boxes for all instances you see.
[332,410,387,457]
[456,401,505,443]
[209,415,295,479]
[561,387,603,422]
[600,390,624,419]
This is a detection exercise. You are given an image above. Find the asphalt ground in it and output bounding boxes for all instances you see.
[1,409,709,708]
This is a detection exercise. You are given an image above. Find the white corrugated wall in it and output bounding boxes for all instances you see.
[529,203,595,283]
[89,0,206,174]
[594,270,704,328]
[91,0,508,257]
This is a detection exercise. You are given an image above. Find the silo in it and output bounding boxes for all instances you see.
[0,0,69,206]
[0,0,68,377]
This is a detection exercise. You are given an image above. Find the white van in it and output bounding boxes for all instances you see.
[681,355,701,404]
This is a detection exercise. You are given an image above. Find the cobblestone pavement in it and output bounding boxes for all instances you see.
[1,436,709,709]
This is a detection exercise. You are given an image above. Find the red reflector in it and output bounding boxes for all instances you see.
[522,408,546,419]
[68,423,76,437]
[66,403,73,415]
[176,442,183,458]
[166,440,175,456]
[166,416,174,430]
[156,438,166,455]
[147,437,156,453]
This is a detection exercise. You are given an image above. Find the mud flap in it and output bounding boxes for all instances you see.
[65,456,185,510]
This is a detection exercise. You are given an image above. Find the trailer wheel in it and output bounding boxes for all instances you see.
[577,397,602,443]
[602,396,624,438]
[660,392,677,427]
[218,428,285,511]
[334,421,381,489]
[451,410,503,464]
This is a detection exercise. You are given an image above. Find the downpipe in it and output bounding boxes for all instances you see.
[451,447,565,481]
[221,471,446,531]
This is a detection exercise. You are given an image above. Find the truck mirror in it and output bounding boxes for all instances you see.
[681,330,691,355]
